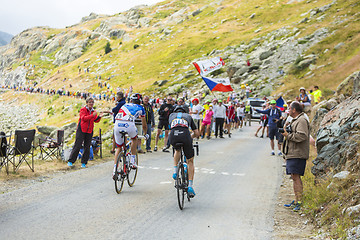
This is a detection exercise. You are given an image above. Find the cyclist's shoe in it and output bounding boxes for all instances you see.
[112,172,117,181]
[130,162,137,169]
[293,202,302,211]
[67,162,73,167]
[187,187,196,198]
[172,173,177,180]
[81,163,86,168]
[154,146,158,152]
[284,200,295,208]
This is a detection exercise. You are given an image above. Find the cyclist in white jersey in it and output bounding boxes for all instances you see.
[113,94,148,175]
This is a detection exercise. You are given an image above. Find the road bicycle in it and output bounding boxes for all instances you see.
[173,141,199,210]
[113,131,138,194]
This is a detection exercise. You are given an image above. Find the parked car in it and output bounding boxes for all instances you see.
[246,98,266,119]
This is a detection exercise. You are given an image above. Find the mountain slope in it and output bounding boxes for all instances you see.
[0,0,359,99]
[0,31,13,46]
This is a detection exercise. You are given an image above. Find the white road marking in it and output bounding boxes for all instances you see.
[160,181,172,184]
[139,166,245,177]
[216,152,224,154]
[233,173,246,176]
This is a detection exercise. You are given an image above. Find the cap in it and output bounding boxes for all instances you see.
[283,104,288,107]
[299,87,306,91]
[270,100,276,104]
[218,100,223,103]
[192,98,199,103]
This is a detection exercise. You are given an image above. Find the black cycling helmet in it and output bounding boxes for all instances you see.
[174,105,187,113]
[130,93,142,104]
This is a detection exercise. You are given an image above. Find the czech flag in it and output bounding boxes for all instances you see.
[276,96,285,111]
[202,76,233,92]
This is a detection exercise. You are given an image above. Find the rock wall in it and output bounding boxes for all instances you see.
[311,73,360,176]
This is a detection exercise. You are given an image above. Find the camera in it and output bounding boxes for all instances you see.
[278,125,292,134]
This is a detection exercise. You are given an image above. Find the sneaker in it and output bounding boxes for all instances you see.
[187,187,196,198]
[81,163,86,168]
[67,162,73,167]
[260,135,264,138]
[220,136,224,139]
[162,147,170,152]
[229,133,231,138]
[206,136,211,140]
[278,152,282,156]
[271,152,275,156]
[172,173,177,180]
[154,146,158,152]
[138,149,145,154]
[146,149,152,153]
[284,200,295,208]
[293,202,302,211]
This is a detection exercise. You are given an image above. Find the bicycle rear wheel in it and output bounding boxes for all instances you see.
[176,162,185,210]
[114,153,125,194]
[127,153,138,187]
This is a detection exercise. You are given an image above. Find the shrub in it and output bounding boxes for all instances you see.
[105,42,112,54]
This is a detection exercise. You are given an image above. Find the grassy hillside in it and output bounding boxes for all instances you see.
[7,0,358,99]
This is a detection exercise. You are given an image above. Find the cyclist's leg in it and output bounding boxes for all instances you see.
[187,157,194,181]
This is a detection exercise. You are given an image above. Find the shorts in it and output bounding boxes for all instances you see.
[238,116,244,121]
[114,121,138,147]
[268,127,279,140]
[135,123,142,136]
[278,133,284,144]
[169,127,194,159]
[158,119,169,130]
[202,120,211,126]
[286,158,307,176]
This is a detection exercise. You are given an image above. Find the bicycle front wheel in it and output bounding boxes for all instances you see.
[176,162,185,210]
[114,153,125,194]
[127,153,138,187]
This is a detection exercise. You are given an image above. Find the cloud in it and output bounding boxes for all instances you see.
[0,0,163,35]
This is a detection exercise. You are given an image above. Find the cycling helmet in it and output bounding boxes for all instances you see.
[130,93,142,104]
[174,105,187,113]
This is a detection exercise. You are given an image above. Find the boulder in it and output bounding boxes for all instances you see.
[37,126,57,135]
[311,91,360,177]
[347,225,360,240]
[336,71,360,97]
[109,30,126,39]
[333,171,350,180]
[344,204,360,217]
[259,50,274,60]
[158,80,168,86]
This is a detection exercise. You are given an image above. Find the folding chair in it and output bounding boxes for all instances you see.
[7,129,36,173]
[0,131,9,173]
[39,130,64,161]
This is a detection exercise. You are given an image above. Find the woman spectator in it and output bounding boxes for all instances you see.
[68,97,104,168]
[297,87,311,108]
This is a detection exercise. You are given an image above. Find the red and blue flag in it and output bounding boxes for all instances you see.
[202,76,233,92]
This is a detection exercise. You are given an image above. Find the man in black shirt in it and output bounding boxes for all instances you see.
[142,95,155,152]
[154,96,174,152]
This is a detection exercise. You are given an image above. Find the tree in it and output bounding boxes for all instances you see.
[105,42,112,54]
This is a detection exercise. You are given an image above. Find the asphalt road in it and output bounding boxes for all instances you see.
[0,125,283,240]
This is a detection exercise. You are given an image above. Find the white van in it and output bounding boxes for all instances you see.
[246,98,266,119]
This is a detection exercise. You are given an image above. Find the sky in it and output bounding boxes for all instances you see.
[0,0,164,36]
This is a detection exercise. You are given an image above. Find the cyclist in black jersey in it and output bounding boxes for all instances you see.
[169,105,199,198]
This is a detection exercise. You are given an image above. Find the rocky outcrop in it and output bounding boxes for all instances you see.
[311,90,360,177]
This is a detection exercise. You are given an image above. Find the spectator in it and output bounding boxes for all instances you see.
[154,96,173,152]
[213,100,226,138]
[110,92,126,154]
[282,101,310,212]
[142,95,155,152]
[297,87,311,108]
[313,86,322,104]
[190,98,202,131]
[255,99,282,155]
[67,97,103,168]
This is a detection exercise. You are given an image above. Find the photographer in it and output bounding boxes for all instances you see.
[281,101,310,212]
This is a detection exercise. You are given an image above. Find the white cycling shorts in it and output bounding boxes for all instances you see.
[114,121,138,147]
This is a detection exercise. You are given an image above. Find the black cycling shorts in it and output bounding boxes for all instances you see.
[169,127,194,159]
[158,120,169,130]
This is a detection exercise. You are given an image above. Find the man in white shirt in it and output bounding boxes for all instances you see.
[213,100,227,138]
[190,98,202,130]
